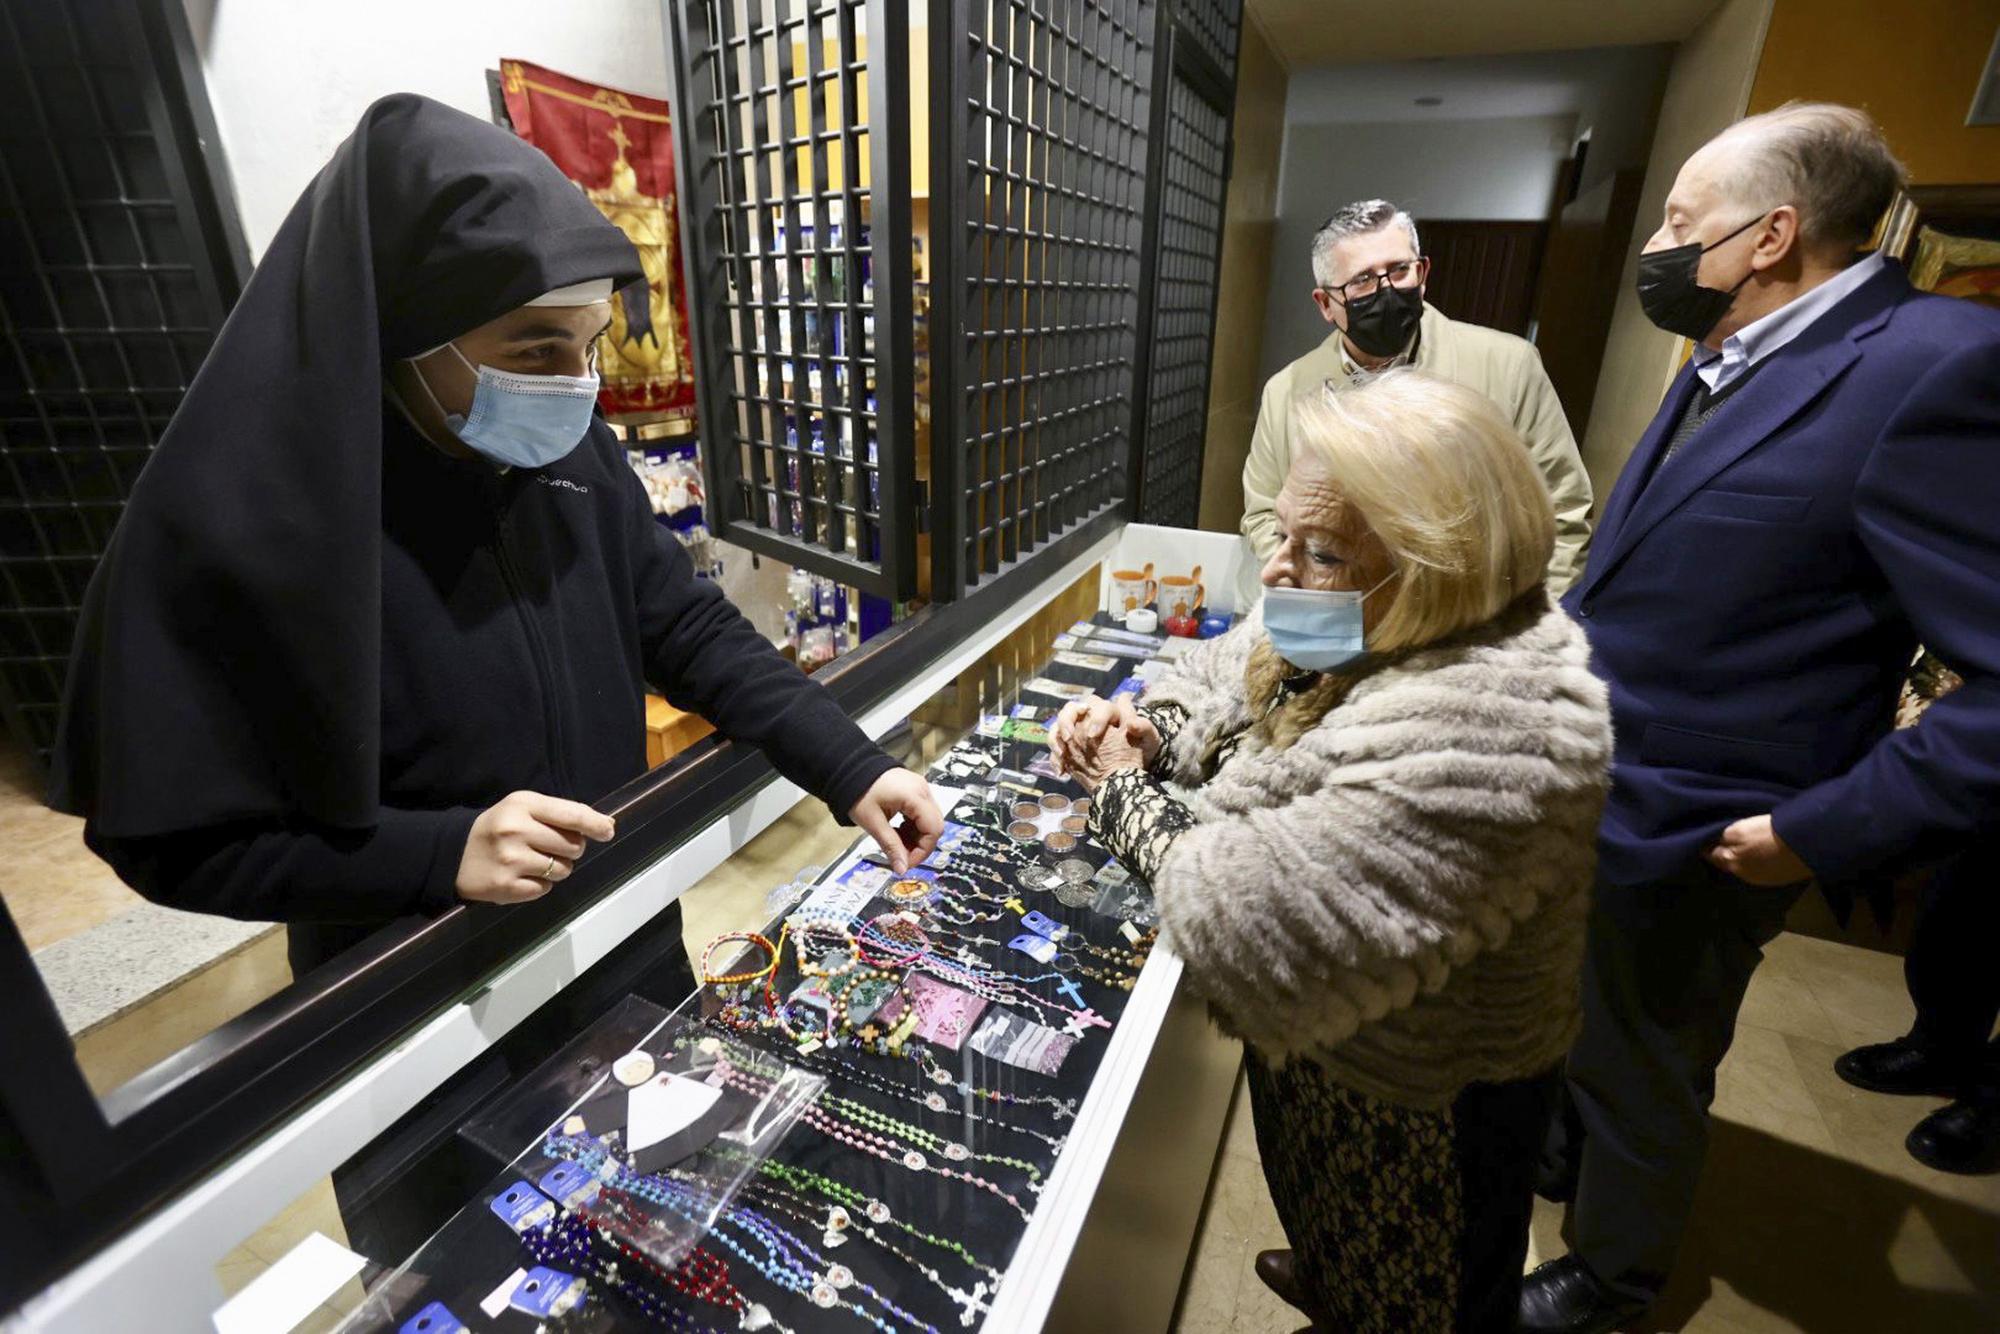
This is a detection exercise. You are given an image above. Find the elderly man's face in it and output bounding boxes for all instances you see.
[1643,142,1774,298]
[1311,225,1424,335]
[1260,448,1399,635]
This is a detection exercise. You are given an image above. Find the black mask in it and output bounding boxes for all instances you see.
[1339,281,1424,359]
[1635,212,1767,341]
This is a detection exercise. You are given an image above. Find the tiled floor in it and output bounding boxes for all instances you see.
[1169,930,2000,1334]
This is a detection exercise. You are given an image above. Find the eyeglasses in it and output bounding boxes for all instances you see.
[1321,257,1427,304]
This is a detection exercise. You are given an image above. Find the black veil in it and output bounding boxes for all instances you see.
[50,93,643,837]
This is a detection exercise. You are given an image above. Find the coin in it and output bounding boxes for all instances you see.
[1060,815,1087,834]
[1055,858,1095,884]
[1007,820,1040,841]
[1055,880,1096,907]
[1012,801,1043,820]
[1042,830,1077,854]
[1039,793,1071,812]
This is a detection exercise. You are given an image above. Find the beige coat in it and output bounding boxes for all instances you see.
[1240,303,1594,594]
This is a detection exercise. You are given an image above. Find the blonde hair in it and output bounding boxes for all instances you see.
[1289,369,1555,653]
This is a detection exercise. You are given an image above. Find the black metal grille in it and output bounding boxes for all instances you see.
[930,0,1156,596]
[666,0,917,599]
[0,0,244,761]
[1136,67,1227,528]
[1172,0,1240,80]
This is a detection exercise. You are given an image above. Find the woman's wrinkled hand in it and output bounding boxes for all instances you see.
[1066,723,1150,793]
[1051,695,1160,779]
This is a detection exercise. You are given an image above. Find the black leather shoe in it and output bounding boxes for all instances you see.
[1906,1099,2000,1175]
[1255,1248,1308,1311]
[1835,1039,1966,1097]
[1517,1256,1645,1334]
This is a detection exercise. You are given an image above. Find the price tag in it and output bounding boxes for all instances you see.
[398,1301,469,1334]
[1008,933,1060,964]
[507,1267,587,1319]
[1019,910,1069,942]
[487,1181,555,1235]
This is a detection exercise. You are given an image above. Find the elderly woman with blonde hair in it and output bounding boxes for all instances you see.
[1055,370,1611,1333]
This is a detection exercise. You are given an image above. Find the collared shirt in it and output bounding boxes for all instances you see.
[1335,329,1419,380]
[1693,251,1889,394]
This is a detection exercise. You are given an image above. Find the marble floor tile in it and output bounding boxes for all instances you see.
[1170,1210,1249,1334]
[1735,952,1844,1046]
[1769,932,1916,1053]
[1710,1021,1838,1153]
[1220,1065,1262,1165]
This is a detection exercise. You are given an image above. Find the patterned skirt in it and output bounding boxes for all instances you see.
[1245,1051,1553,1334]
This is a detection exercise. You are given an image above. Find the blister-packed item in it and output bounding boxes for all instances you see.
[454,998,823,1276]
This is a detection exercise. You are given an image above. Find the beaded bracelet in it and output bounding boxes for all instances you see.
[711,1067,1034,1221]
[791,916,861,980]
[831,969,904,1035]
[700,930,779,986]
[822,1091,1044,1183]
[741,1179,992,1326]
[599,1180,941,1334]
[753,1157,1001,1284]
[519,1213,731,1333]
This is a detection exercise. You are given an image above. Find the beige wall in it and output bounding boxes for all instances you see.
[1196,15,1289,534]
[1576,0,1775,508]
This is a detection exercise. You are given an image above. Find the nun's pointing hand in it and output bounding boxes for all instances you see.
[848,768,944,874]
[457,790,617,905]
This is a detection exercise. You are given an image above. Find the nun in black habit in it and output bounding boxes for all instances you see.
[50,94,942,982]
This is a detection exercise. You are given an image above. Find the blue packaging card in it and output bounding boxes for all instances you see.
[1008,932,1060,964]
[508,1267,587,1319]
[398,1302,469,1334]
[1109,675,1145,699]
[1020,910,1069,941]
[488,1181,556,1234]
[538,1160,601,1211]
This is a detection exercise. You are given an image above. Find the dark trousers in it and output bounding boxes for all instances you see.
[1451,1073,1562,1333]
[1905,847,2000,1104]
[1549,864,1806,1305]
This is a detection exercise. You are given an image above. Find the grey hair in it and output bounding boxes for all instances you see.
[1311,200,1421,287]
[1710,101,1907,254]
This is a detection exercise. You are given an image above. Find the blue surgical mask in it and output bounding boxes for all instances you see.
[409,342,600,470]
[1262,570,1397,672]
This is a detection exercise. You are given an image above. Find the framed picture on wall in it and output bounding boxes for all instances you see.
[1881,185,2000,732]
[1879,184,2000,308]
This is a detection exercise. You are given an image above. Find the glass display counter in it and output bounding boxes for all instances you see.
[324,614,1199,1333]
[16,527,1249,1334]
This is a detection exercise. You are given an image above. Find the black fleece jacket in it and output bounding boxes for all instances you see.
[87,413,896,924]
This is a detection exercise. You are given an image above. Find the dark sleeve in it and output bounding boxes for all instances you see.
[1772,339,2000,881]
[1086,769,1197,883]
[1135,701,1188,781]
[85,806,482,924]
[620,467,896,821]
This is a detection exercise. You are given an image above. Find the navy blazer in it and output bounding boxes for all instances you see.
[1564,262,2000,895]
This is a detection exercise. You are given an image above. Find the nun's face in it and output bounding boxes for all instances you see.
[390,301,611,451]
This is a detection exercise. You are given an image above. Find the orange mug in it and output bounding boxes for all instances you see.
[1159,566,1205,619]
[1110,563,1157,614]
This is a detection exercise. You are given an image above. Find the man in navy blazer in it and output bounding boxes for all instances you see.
[1521,102,2000,1333]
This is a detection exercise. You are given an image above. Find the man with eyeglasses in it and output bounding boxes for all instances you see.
[1239,198,1594,595]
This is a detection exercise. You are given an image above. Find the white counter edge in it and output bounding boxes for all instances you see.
[981,945,1184,1333]
[17,527,1122,1334]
